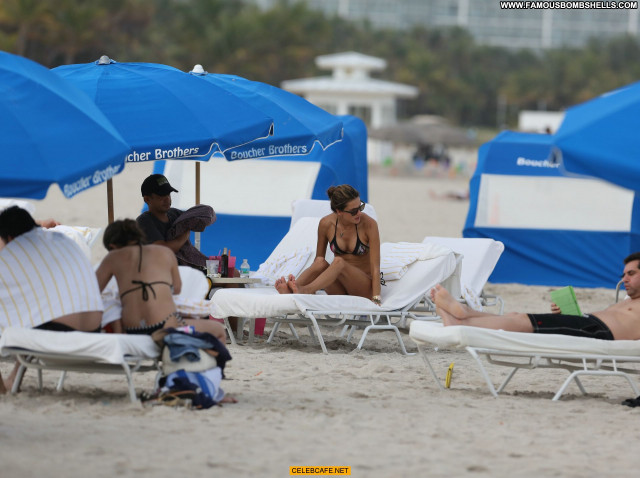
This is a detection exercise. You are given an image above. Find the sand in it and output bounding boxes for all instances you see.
[1,166,639,478]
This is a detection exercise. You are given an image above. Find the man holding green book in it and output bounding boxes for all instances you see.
[431,252,640,341]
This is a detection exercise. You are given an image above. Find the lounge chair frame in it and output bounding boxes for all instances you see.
[265,306,432,355]
[417,343,640,401]
[4,348,160,402]
[411,322,640,401]
[0,329,161,403]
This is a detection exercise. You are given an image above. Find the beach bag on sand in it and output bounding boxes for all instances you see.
[152,327,232,409]
[161,368,224,409]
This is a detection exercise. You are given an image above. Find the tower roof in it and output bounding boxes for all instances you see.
[315,51,386,71]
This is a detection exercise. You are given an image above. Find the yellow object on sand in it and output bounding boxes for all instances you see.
[445,362,454,388]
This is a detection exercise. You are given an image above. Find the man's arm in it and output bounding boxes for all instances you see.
[152,231,190,254]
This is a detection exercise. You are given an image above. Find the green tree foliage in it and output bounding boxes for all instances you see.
[0,0,154,65]
[1,0,639,127]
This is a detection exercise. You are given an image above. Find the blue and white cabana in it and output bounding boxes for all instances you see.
[157,115,368,267]
[463,130,639,288]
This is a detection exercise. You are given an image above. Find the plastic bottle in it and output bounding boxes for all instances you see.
[221,247,229,277]
[240,259,250,278]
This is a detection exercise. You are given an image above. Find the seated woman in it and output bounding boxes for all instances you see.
[95,219,226,342]
[275,185,382,305]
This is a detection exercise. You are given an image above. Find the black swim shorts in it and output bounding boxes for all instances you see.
[527,313,614,340]
[36,322,101,333]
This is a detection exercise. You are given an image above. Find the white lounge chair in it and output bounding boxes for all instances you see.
[422,236,505,313]
[0,327,160,402]
[410,321,640,401]
[0,267,211,402]
[211,242,459,354]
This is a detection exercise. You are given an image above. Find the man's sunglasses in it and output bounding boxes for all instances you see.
[344,202,366,216]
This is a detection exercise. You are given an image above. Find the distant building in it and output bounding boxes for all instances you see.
[250,0,640,50]
[281,51,418,128]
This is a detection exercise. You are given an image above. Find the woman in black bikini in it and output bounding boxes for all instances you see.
[96,220,226,341]
[275,185,382,305]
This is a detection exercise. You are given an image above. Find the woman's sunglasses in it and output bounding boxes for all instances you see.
[343,202,366,216]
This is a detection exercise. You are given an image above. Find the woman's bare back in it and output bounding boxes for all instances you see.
[97,244,181,329]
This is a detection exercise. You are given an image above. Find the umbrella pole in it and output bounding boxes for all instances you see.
[195,162,201,251]
[196,162,201,205]
[107,178,114,224]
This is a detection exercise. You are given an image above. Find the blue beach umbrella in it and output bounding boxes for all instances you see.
[189,65,343,160]
[555,80,640,191]
[0,51,130,200]
[53,57,274,164]
[53,57,275,219]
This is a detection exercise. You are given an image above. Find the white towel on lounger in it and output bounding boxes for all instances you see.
[380,242,452,280]
[253,247,313,286]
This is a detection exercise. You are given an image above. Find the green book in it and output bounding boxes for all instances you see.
[550,286,582,316]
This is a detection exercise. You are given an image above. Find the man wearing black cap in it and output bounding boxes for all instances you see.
[136,174,213,271]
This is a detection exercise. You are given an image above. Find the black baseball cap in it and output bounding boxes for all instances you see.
[141,174,179,197]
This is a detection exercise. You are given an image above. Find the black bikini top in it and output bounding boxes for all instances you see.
[329,217,369,256]
[119,243,172,301]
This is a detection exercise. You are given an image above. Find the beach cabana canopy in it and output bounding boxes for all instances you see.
[158,115,368,267]
[555,80,640,191]
[463,130,639,288]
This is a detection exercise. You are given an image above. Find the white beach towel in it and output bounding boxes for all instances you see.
[52,225,102,247]
[380,242,452,280]
[49,225,101,260]
[253,247,313,286]
[461,285,484,311]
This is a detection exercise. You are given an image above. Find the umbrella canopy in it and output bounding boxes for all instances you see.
[555,81,640,191]
[0,51,130,199]
[53,57,274,163]
[189,65,344,160]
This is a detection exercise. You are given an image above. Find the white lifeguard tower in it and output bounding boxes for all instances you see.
[281,51,418,129]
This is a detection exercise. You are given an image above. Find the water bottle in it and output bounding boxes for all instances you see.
[240,259,250,278]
